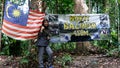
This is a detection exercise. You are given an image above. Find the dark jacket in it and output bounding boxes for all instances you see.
[36,28,51,47]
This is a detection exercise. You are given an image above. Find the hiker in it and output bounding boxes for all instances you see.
[36,19,54,68]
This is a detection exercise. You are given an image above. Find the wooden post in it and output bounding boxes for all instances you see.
[74,0,91,54]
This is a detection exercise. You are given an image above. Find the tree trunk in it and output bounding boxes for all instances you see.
[30,0,46,12]
[74,0,88,14]
[88,0,92,13]
[103,0,109,13]
[0,0,4,51]
[74,0,91,55]
[118,4,120,49]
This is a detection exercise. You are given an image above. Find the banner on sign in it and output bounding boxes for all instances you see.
[47,14,110,43]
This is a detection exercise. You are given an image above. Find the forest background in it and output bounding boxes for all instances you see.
[0,0,120,68]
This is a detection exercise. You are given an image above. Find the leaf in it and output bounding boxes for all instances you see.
[20,58,29,64]
[118,0,120,4]
[0,52,5,55]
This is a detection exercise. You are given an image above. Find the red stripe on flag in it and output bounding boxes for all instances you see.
[29,13,44,17]
[3,24,40,34]
[2,29,37,39]
[3,20,42,29]
[27,22,42,24]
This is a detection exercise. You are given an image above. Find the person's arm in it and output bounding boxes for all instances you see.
[40,26,45,32]
[38,26,44,36]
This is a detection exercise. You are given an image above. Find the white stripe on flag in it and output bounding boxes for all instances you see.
[28,19,43,23]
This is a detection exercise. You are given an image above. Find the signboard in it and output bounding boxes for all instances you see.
[47,14,110,43]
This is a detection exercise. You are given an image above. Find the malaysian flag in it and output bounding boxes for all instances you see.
[2,0,45,40]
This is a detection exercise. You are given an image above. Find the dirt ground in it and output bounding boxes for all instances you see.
[0,54,120,68]
[69,55,120,68]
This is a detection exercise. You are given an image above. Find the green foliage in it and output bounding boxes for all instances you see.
[106,48,120,57]
[61,53,72,66]
[0,45,10,55]
[1,34,30,56]
[119,0,120,4]
[43,0,74,14]
[55,53,72,67]
[90,0,120,57]
[20,58,29,64]
[50,42,76,52]
[1,34,16,55]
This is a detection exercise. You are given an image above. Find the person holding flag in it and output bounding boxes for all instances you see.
[32,0,54,68]
[36,19,54,68]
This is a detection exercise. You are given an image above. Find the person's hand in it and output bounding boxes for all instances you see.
[47,36,50,40]
[34,39,37,42]
[41,26,45,32]
[32,38,37,44]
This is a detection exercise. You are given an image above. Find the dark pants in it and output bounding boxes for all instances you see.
[38,46,53,68]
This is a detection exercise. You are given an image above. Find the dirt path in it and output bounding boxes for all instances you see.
[0,55,120,68]
[0,56,20,68]
[69,55,120,68]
